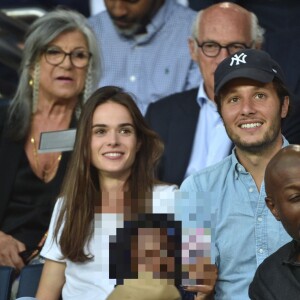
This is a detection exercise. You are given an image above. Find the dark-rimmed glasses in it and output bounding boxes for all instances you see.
[194,39,252,57]
[43,46,92,68]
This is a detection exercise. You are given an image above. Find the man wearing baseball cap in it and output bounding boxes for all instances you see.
[180,49,293,299]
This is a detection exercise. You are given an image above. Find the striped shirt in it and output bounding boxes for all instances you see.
[88,0,201,114]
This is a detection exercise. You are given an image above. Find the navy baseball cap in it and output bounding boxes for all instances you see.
[214,49,286,96]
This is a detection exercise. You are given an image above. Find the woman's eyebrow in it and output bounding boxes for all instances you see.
[91,123,134,128]
[92,124,107,128]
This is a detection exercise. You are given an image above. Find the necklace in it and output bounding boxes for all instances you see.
[30,136,62,182]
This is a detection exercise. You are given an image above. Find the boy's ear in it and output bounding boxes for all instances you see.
[265,196,280,221]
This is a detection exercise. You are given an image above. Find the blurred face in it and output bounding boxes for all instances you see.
[104,0,164,36]
[91,101,140,180]
[135,228,175,279]
[266,159,300,244]
[38,30,88,103]
[220,79,289,153]
[189,5,254,101]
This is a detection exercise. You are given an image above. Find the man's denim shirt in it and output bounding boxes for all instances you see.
[180,138,291,300]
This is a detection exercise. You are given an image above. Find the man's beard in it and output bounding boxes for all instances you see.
[224,118,282,155]
[113,22,143,38]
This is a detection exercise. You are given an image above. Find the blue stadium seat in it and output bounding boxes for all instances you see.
[0,266,15,300]
[16,264,43,298]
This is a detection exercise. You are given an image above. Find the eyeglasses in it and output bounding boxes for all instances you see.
[194,39,251,57]
[43,46,92,68]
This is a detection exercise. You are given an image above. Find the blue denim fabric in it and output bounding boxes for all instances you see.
[180,139,291,300]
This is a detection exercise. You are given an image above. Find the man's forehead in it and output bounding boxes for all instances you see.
[221,78,272,95]
[199,9,252,45]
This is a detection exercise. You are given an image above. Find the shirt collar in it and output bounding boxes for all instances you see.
[283,240,300,266]
[197,79,216,109]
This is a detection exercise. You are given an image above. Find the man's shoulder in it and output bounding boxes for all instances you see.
[258,241,293,271]
[180,156,233,191]
[147,88,198,111]
[249,240,295,299]
[88,10,110,27]
[170,1,197,20]
[251,241,293,286]
[163,3,196,39]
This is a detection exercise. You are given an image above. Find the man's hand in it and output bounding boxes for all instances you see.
[183,260,217,300]
[184,284,215,300]
[0,231,26,270]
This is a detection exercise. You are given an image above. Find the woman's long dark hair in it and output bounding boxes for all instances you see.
[54,86,164,262]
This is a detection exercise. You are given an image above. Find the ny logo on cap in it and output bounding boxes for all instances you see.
[230,53,247,66]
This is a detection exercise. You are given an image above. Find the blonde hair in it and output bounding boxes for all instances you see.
[7,8,101,140]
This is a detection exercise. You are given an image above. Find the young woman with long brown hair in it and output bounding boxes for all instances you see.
[35,86,177,300]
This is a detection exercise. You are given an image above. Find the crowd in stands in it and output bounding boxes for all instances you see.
[0,1,300,299]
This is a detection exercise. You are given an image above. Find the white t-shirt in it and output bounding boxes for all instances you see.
[41,184,178,300]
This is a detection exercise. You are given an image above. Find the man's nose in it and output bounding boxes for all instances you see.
[240,98,256,115]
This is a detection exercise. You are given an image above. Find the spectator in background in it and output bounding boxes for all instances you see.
[0,9,100,271]
[185,0,300,97]
[88,0,200,115]
[0,0,105,101]
[249,145,300,299]
[145,2,263,186]
[146,2,300,186]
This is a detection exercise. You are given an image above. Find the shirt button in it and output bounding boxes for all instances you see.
[257,217,263,222]
[129,75,136,82]
[238,166,242,172]
[259,248,264,254]
[249,187,254,193]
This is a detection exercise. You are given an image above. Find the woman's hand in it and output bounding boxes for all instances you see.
[0,230,25,270]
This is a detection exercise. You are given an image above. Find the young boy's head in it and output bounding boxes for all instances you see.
[109,213,182,285]
[265,145,300,244]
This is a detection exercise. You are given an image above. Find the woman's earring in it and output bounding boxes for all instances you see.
[29,79,33,86]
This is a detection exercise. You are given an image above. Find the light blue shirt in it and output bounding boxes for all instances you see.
[185,81,232,178]
[88,0,200,115]
[180,139,291,300]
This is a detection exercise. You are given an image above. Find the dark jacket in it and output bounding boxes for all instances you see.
[0,104,74,246]
[249,240,300,300]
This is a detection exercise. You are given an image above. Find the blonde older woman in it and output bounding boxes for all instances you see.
[0,8,101,271]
